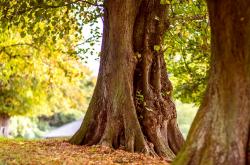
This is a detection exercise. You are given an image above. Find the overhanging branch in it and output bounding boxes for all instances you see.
[14,0,103,16]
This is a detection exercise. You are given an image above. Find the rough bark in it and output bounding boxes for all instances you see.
[0,113,10,137]
[70,0,184,160]
[248,139,250,164]
[174,0,250,164]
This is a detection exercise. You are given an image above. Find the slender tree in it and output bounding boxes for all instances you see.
[0,114,10,136]
[70,0,184,159]
[174,0,250,164]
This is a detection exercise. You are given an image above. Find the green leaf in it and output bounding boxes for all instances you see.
[160,0,171,5]
[154,45,161,52]
[20,31,26,38]
[52,36,56,43]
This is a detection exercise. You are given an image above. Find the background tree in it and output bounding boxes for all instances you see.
[174,0,250,164]
[165,0,210,105]
[0,25,95,136]
[0,0,100,138]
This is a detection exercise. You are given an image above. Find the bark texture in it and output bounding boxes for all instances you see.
[248,140,250,164]
[70,0,184,160]
[174,0,250,164]
[0,113,10,137]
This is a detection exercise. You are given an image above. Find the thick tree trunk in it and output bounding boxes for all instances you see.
[0,113,10,137]
[70,0,184,160]
[174,0,250,164]
[248,140,250,164]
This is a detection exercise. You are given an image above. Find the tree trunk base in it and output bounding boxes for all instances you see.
[248,152,250,165]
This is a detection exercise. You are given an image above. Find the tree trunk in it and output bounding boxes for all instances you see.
[248,139,250,164]
[70,0,184,160]
[174,0,250,164]
[0,113,10,137]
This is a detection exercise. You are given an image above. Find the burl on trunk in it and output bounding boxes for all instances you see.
[70,0,184,160]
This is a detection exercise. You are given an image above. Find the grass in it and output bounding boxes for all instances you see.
[0,138,169,165]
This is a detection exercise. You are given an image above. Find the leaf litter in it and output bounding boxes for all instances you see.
[0,138,169,165]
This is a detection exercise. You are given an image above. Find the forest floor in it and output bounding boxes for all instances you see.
[0,138,169,165]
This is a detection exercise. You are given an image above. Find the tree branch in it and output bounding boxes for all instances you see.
[170,14,208,22]
[0,43,39,50]
[42,0,103,8]
[0,43,39,57]
[15,0,103,16]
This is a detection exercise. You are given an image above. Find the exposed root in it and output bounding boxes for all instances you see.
[99,140,113,148]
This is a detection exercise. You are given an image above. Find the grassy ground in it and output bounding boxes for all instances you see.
[0,138,169,165]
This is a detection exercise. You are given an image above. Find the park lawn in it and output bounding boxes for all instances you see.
[0,138,169,165]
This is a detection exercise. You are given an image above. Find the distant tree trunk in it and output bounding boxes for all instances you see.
[0,113,10,137]
[70,0,184,160]
[174,0,250,164]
